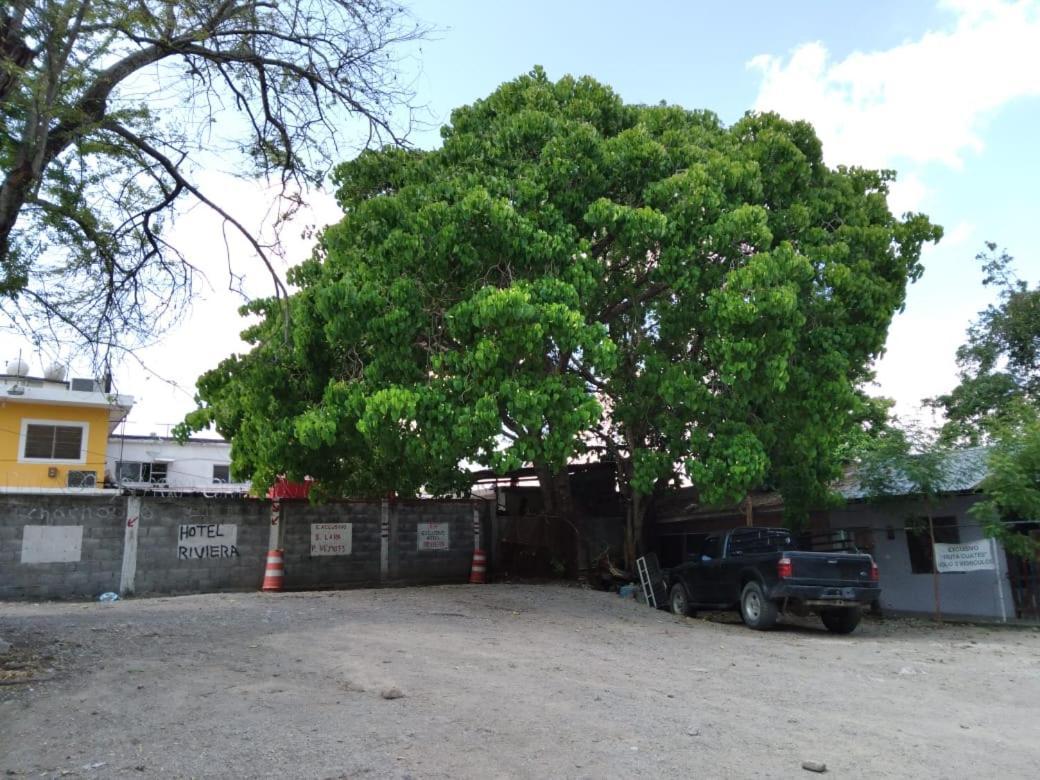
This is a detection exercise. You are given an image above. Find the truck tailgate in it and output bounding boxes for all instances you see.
[787,552,874,584]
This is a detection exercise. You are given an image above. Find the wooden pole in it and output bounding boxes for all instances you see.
[928,510,942,623]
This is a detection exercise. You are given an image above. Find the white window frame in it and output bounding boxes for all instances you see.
[18,418,89,464]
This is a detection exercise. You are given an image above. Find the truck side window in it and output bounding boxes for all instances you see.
[701,536,721,561]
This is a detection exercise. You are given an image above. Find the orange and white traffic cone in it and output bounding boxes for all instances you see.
[261,549,284,592]
[469,548,487,584]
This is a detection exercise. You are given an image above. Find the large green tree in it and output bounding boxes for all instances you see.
[931,244,1039,444]
[970,408,1040,558]
[183,69,940,568]
[0,1,422,355]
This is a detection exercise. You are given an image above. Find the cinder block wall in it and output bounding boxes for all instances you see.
[0,494,127,599]
[392,500,478,584]
[0,494,488,600]
[133,496,269,595]
[280,501,382,588]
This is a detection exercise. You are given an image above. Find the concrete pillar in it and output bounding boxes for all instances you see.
[380,499,390,582]
[119,496,141,595]
[268,500,282,550]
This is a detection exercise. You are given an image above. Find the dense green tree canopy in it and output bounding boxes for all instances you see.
[184,69,940,558]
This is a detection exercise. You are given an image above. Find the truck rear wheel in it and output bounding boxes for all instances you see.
[740,581,778,630]
[669,583,693,617]
[820,607,861,634]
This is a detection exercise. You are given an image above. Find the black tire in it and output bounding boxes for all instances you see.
[740,581,778,630]
[820,607,861,634]
[670,583,693,616]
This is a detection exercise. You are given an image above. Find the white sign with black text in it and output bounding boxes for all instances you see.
[311,523,352,556]
[934,541,995,572]
[417,522,450,551]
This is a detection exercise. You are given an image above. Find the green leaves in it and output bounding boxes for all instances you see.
[970,410,1040,557]
[184,70,939,520]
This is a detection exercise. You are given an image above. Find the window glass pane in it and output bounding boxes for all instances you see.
[933,517,959,544]
[701,536,721,559]
[116,461,143,482]
[213,464,230,483]
[150,463,168,483]
[24,425,55,458]
[23,424,83,459]
[53,426,83,459]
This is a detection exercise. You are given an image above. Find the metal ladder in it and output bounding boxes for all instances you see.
[636,555,657,608]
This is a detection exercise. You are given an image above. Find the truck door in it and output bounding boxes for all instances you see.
[688,535,727,605]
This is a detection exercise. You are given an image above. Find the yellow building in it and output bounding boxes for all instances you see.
[0,364,133,491]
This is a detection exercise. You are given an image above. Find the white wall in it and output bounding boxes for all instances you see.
[106,437,248,490]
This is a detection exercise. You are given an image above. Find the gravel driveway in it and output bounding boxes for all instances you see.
[2,584,1039,778]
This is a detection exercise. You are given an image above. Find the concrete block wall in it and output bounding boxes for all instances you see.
[280,501,382,589]
[132,496,269,595]
[392,500,480,584]
[0,494,126,599]
[0,493,487,600]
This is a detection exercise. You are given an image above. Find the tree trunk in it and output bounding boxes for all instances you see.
[0,10,34,104]
[624,491,642,571]
[533,463,583,576]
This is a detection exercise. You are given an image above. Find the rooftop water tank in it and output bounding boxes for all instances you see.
[43,363,67,381]
[5,357,29,377]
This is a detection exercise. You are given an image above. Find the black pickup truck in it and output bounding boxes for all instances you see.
[664,527,880,633]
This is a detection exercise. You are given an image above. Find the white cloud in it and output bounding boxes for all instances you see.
[748,1,1040,172]
[943,221,976,247]
[885,172,929,217]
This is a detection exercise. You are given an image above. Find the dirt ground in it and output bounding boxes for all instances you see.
[2,584,1039,779]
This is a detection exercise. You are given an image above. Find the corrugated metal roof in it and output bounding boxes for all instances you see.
[837,447,991,500]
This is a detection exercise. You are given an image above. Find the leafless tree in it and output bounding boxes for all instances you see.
[0,1,425,364]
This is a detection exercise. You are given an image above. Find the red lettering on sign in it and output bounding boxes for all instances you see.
[127,517,138,528]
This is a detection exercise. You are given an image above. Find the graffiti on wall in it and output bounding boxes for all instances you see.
[16,504,119,523]
[20,525,83,563]
[311,523,352,556]
[178,523,240,560]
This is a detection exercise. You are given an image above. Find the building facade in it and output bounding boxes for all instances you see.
[106,434,250,494]
[0,365,133,491]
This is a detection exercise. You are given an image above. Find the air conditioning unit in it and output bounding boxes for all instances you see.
[67,470,97,488]
[70,378,101,392]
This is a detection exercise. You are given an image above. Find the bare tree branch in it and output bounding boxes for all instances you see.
[0,0,427,367]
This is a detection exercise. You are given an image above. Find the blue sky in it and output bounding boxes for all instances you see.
[4,1,1037,434]
[401,0,947,136]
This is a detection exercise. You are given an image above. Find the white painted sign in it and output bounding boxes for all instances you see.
[177,523,239,560]
[935,541,995,572]
[311,523,352,556]
[417,522,450,551]
[21,525,83,563]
